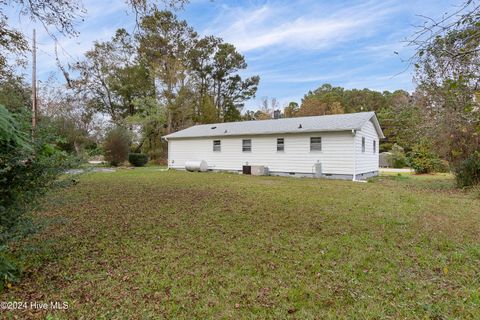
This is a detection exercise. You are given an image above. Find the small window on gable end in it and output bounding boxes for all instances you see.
[373,140,376,154]
[277,138,284,151]
[310,137,322,151]
[362,137,365,153]
[213,140,221,152]
[242,139,252,152]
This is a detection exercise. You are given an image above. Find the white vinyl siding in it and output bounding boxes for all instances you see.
[168,132,355,175]
[355,119,380,174]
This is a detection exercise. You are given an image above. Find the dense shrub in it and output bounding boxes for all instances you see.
[48,116,92,154]
[408,141,449,174]
[455,152,480,187]
[389,144,408,168]
[0,105,77,290]
[86,143,103,157]
[129,153,149,167]
[104,126,131,166]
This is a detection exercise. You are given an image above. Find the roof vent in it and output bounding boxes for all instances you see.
[211,126,217,129]
[298,124,303,129]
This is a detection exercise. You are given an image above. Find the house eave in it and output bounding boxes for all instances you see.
[163,128,359,140]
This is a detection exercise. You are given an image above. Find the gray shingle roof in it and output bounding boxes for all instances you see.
[163,111,384,139]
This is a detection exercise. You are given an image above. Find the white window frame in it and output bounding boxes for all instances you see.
[213,140,221,152]
[310,137,322,151]
[242,139,252,152]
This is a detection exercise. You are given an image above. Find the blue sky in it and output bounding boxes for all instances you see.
[9,0,458,110]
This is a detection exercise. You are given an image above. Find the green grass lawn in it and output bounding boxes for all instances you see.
[2,169,480,319]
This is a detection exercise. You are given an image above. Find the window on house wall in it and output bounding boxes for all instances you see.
[213,140,221,152]
[277,138,284,151]
[310,137,322,151]
[362,137,366,153]
[242,139,252,152]
[373,140,376,154]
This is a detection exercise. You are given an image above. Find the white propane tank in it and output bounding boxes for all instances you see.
[185,160,208,172]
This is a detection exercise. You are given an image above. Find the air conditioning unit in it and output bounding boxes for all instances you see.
[314,163,322,177]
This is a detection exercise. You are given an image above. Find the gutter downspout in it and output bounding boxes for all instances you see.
[352,129,357,181]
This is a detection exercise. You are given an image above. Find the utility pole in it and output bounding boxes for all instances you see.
[31,28,37,138]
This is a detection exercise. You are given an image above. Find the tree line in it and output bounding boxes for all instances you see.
[47,10,258,160]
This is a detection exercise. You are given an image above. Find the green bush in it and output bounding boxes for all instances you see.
[455,152,480,187]
[104,126,131,166]
[1,105,77,291]
[85,141,103,157]
[408,141,448,174]
[1,106,33,244]
[389,144,408,168]
[128,153,149,167]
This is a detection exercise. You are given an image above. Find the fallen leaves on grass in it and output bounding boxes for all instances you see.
[0,169,479,319]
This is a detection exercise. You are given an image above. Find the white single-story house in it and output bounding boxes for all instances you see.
[163,111,385,180]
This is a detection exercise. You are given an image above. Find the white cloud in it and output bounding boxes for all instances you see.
[261,65,370,84]
[206,1,400,52]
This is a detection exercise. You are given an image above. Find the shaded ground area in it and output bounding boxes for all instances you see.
[2,169,480,319]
